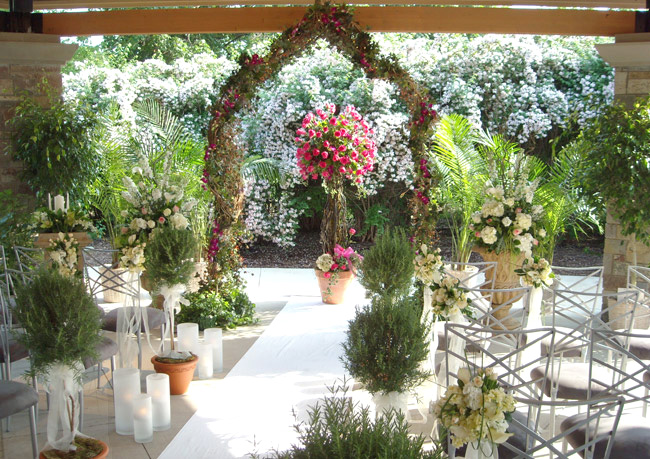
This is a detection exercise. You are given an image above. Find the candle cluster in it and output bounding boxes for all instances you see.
[177,323,224,378]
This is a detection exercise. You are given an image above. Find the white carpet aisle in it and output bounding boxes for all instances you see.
[159,286,367,458]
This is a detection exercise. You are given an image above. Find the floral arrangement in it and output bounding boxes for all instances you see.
[47,233,79,278]
[433,367,515,449]
[430,274,473,319]
[470,173,546,257]
[118,156,197,273]
[32,207,96,234]
[515,256,554,288]
[413,244,444,285]
[295,103,376,186]
[316,243,363,281]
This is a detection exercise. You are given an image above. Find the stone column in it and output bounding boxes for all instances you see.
[0,32,77,197]
[596,33,650,293]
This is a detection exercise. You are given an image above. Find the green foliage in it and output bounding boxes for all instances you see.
[13,268,101,381]
[358,227,415,301]
[177,287,256,330]
[144,226,197,291]
[342,295,430,394]
[576,96,650,244]
[359,203,391,240]
[267,381,442,459]
[6,82,98,200]
[0,191,34,265]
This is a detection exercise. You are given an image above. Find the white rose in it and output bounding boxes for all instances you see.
[480,226,498,245]
[132,166,143,175]
[152,189,162,201]
[471,211,482,224]
[169,213,189,230]
[538,228,546,237]
[514,213,532,230]
[505,198,515,207]
[502,217,512,227]
[128,234,136,245]
[163,208,172,217]
[147,220,155,229]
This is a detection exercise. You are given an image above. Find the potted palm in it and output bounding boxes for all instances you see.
[13,268,108,458]
[145,224,199,395]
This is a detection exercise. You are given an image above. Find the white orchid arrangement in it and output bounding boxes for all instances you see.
[433,367,516,450]
[469,163,546,257]
[118,152,197,272]
[414,244,445,285]
[515,256,554,288]
[431,274,473,319]
[47,233,79,278]
[32,208,96,234]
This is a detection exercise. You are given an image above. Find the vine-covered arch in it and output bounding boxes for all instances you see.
[203,1,439,275]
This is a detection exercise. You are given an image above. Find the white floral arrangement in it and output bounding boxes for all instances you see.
[431,274,473,319]
[515,256,554,288]
[470,168,546,257]
[32,208,96,234]
[414,244,445,285]
[433,367,516,449]
[118,153,197,270]
[47,233,79,278]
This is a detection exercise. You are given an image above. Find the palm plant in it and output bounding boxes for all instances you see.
[432,114,488,264]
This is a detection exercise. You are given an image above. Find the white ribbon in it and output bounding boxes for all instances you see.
[372,391,409,419]
[158,283,188,357]
[116,272,148,368]
[437,310,468,388]
[465,440,499,459]
[519,285,544,373]
[43,363,84,453]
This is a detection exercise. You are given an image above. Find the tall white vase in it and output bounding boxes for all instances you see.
[465,441,499,459]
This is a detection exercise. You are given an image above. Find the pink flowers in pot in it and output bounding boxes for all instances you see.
[315,244,363,278]
[295,103,376,185]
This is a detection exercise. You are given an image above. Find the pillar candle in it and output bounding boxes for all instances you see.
[113,368,140,435]
[132,394,153,443]
[53,194,65,212]
[47,193,52,210]
[177,323,199,354]
[204,328,223,373]
[146,373,171,431]
[198,343,213,379]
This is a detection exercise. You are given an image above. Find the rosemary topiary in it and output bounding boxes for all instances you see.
[342,294,430,395]
[358,227,415,301]
[144,225,197,291]
[13,267,101,381]
[266,381,443,459]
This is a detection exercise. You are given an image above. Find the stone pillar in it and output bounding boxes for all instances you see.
[596,33,650,293]
[0,32,77,197]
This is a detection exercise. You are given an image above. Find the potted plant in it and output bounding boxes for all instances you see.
[144,224,199,395]
[13,268,108,458]
[315,240,363,304]
[342,294,430,417]
[295,103,376,303]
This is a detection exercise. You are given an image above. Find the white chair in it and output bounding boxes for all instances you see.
[444,260,497,290]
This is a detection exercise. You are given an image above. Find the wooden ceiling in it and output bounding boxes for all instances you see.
[0,0,646,36]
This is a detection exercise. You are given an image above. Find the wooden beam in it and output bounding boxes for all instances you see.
[40,6,636,36]
[5,0,645,11]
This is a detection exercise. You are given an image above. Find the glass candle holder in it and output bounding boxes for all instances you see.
[204,328,223,373]
[146,373,171,431]
[177,322,199,354]
[113,368,140,435]
[133,393,153,443]
[198,343,214,379]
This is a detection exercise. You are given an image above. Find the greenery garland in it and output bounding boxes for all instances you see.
[204,1,440,276]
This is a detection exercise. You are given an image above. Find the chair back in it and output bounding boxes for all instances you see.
[82,247,141,304]
[12,246,45,285]
[465,285,532,340]
[549,265,603,313]
[444,260,497,290]
[626,265,650,330]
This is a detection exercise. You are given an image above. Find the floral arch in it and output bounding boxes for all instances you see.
[202,1,439,277]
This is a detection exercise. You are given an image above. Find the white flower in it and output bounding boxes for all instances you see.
[502,216,512,227]
[169,213,189,230]
[147,220,155,229]
[505,198,515,207]
[538,228,546,237]
[132,166,143,175]
[480,226,497,245]
[316,253,333,272]
[471,211,481,224]
[514,213,532,230]
[152,189,162,201]
[163,208,172,217]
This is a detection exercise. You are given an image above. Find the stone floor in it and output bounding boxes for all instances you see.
[0,268,321,459]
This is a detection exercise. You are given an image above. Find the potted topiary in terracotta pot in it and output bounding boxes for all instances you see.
[144,224,199,395]
[13,268,109,458]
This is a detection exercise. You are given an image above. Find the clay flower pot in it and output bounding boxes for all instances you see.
[40,438,109,459]
[315,269,355,304]
[151,355,198,395]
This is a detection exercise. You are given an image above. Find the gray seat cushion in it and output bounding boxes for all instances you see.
[0,337,29,364]
[83,336,118,369]
[561,413,650,458]
[628,335,650,360]
[540,326,583,358]
[101,307,166,333]
[530,363,609,399]
[0,381,38,418]
[644,371,650,384]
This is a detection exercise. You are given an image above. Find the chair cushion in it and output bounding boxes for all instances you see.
[628,334,650,360]
[0,381,38,418]
[83,336,118,369]
[540,326,583,358]
[561,413,650,458]
[101,307,166,333]
[530,362,609,400]
[0,337,29,364]
[644,371,650,384]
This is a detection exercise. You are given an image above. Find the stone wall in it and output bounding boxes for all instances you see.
[0,32,77,200]
[596,33,650,293]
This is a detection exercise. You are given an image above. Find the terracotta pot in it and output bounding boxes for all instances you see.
[315,269,355,304]
[34,231,92,272]
[151,355,198,395]
[140,271,165,309]
[40,438,109,459]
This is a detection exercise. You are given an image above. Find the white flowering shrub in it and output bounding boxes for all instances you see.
[63,34,613,247]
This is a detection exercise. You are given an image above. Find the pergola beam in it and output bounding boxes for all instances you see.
[39,6,636,36]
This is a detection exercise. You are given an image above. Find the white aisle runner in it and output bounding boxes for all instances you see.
[159,292,364,458]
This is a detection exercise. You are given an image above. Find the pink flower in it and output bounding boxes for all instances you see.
[513,229,522,236]
[321,152,329,159]
[332,263,339,270]
[475,231,481,237]
[296,128,306,136]
[308,129,315,138]
[311,174,318,180]
[319,161,327,168]
[330,118,337,125]
[533,239,539,246]
[141,208,148,215]
[349,228,356,235]
[339,166,346,174]
[516,208,523,213]
[324,272,332,278]
[340,265,347,271]
[121,227,128,234]
[173,205,180,213]
[159,217,166,224]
